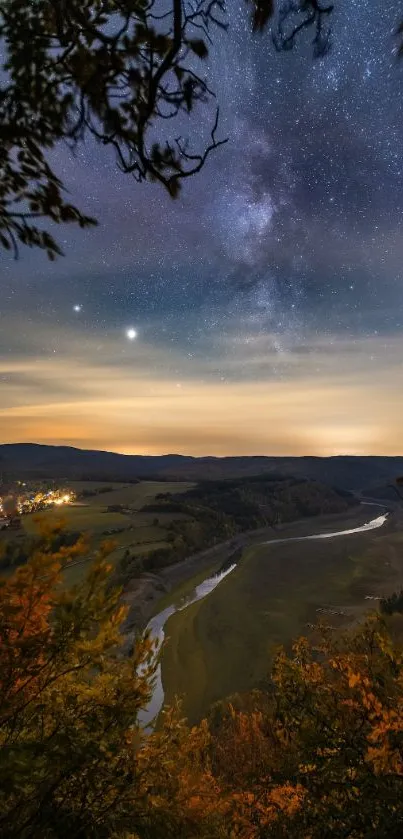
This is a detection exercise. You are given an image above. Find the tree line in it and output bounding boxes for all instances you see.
[116,476,354,586]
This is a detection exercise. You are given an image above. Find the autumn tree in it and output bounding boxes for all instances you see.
[5,520,403,838]
[207,617,403,838]
[0,521,223,839]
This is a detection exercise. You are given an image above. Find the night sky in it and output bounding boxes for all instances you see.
[2,0,403,456]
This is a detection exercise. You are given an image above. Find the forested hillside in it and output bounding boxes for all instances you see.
[2,443,403,490]
[116,475,356,583]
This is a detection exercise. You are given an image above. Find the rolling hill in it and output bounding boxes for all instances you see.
[1,443,403,490]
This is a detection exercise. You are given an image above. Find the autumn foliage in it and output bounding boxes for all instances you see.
[209,621,403,838]
[0,523,221,838]
[2,524,403,838]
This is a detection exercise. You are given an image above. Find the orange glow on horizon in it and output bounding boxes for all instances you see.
[2,321,403,458]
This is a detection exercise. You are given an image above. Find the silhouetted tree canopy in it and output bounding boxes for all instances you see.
[3,0,396,258]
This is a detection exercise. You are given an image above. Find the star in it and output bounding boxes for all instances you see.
[4,0,403,460]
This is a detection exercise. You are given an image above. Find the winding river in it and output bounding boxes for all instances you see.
[139,511,389,727]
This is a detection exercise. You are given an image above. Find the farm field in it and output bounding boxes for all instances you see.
[0,480,194,586]
[161,511,403,724]
[67,481,194,509]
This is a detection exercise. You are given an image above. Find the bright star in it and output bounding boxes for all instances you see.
[126,328,137,340]
[73,304,82,313]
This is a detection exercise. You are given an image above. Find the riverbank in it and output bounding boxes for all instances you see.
[161,506,400,723]
[122,502,390,635]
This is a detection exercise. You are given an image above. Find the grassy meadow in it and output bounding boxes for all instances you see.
[161,513,403,723]
[1,480,194,586]
[4,478,402,728]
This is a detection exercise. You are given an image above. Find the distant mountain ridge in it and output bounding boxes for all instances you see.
[1,443,403,491]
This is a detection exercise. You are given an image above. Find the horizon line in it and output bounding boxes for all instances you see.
[2,442,403,460]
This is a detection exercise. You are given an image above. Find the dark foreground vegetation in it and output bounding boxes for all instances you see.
[0,525,81,572]
[1,523,403,839]
[116,475,355,584]
[380,589,403,615]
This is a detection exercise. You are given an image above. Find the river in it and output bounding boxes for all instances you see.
[139,511,389,727]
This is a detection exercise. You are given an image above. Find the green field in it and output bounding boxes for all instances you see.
[67,481,194,509]
[161,515,403,723]
[1,480,194,586]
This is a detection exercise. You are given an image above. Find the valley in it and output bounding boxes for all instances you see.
[2,451,403,732]
[159,505,402,723]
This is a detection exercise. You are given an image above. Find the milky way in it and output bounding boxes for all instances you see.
[2,0,403,455]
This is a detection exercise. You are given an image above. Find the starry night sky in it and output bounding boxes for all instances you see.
[2,0,403,456]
